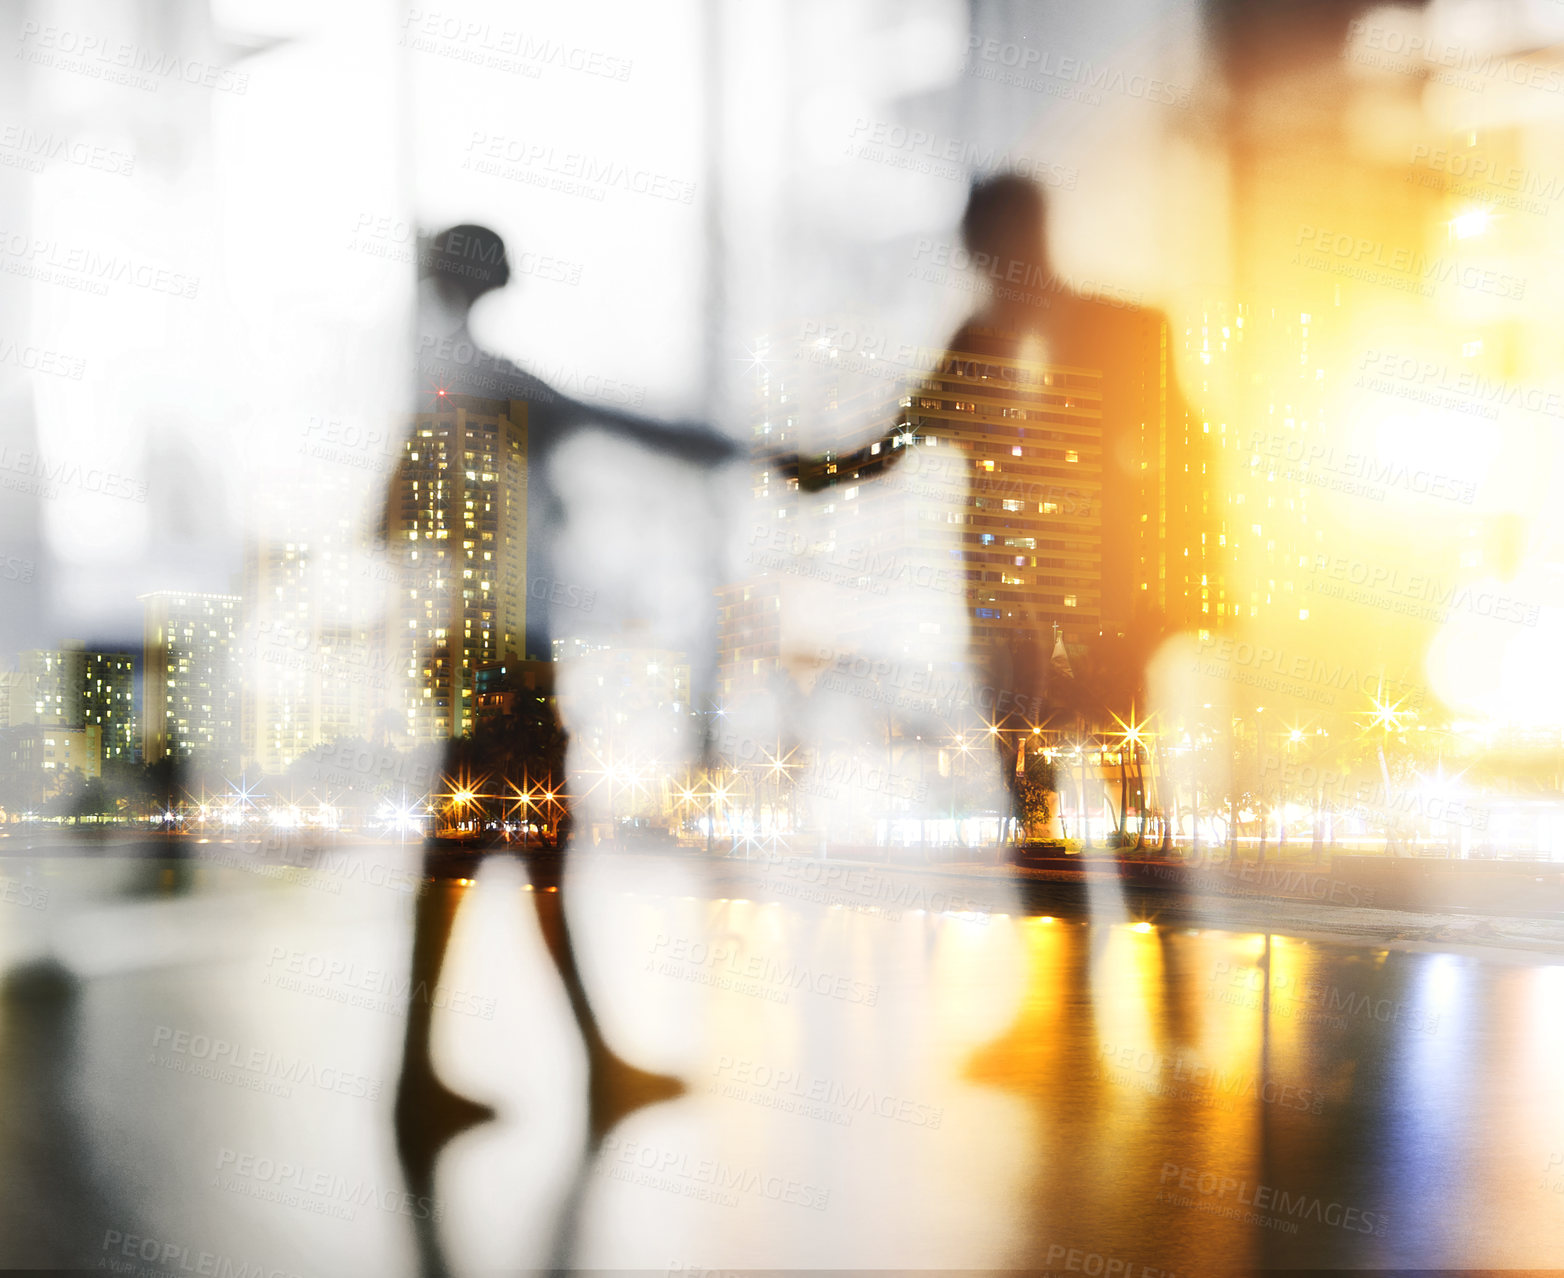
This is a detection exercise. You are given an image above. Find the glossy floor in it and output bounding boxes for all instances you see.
[2,844,1560,1275]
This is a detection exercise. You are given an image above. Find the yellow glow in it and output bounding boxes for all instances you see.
[1450,209,1490,239]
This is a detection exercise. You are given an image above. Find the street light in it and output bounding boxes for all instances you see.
[442,769,489,836]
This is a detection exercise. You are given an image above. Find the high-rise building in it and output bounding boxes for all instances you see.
[717,306,1230,735]
[716,341,805,707]
[1173,302,1327,630]
[715,578,784,703]
[1,724,101,807]
[2,646,137,765]
[1132,315,1219,635]
[242,518,377,775]
[907,345,1105,663]
[64,645,137,763]
[552,638,690,719]
[717,348,915,706]
[1087,306,1217,635]
[908,302,1233,651]
[7,649,70,725]
[141,592,243,773]
[382,395,528,741]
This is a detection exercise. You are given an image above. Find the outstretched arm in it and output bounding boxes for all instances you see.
[561,398,747,467]
[548,392,904,487]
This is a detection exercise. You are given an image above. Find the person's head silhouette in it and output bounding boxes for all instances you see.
[422,223,511,314]
[961,175,1051,294]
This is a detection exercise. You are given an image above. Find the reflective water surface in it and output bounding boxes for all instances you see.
[3,842,1563,1275]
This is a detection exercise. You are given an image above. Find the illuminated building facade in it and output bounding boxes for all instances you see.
[716,345,803,705]
[242,524,375,774]
[717,346,914,705]
[473,657,555,726]
[552,638,690,733]
[66,645,137,763]
[907,346,1104,658]
[383,395,528,741]
[140,592,243,773]
[1,724,101,806]
[717,314,1227,715]
[715,578,783,702]
[3,646,135,763]
[6,649,69,726]
[1101,308,1218,634]
[1178,302,1327,631]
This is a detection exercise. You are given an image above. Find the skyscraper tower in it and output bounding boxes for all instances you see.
[908,345,1105,664]
[3,646,136,774]
[65,644,137,764]
[7,649,69,726]
[242,493,378,776]
[140,592,243,773]
[382,394,528,741]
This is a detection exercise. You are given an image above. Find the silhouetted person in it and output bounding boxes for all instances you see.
[392,225,726,1185]
[389,226,917,1263]
[935,176,1190,849]
[411,224,750,656]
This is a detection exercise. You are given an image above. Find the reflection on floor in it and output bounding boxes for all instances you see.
[3,843,1562,1275]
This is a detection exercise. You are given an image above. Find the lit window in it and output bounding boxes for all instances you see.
[1065,450,1078,462]
[1064,595,1078,608]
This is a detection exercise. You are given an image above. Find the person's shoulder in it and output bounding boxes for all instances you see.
[419,343,566,409]
[1058,293,1172,358]
[942,317,1023,360]
[487,358,562,405]
[1068,291,1151,324]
